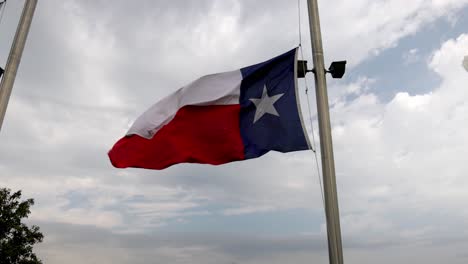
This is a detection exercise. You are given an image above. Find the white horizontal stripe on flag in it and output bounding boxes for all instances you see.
[127,69,242,138]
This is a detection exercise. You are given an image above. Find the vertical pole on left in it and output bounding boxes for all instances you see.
[0,0,38,131]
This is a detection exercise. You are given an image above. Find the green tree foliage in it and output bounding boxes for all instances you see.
[0,188,43,264]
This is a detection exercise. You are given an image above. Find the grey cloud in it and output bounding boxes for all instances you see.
[1,1,468,263]
[35,221,468,264]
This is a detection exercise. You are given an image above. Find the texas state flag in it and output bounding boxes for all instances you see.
[108,48,311,169]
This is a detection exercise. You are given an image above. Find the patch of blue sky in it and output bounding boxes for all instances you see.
[346,8,468,102]
[59,190,93,210]
[161,207,325,235]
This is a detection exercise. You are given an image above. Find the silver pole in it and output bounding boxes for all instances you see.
[0,0,38,131]
[306,0,344,263]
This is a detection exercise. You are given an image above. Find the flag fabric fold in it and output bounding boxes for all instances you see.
[108,48,310,170]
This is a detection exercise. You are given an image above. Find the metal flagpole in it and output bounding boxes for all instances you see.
[0,0,37,131]
[306,0,344,263]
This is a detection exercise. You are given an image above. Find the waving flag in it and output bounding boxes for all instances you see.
[108,48,310,169]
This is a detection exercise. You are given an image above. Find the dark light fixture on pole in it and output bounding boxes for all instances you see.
[327,61,347,79]
[297,60,347,79]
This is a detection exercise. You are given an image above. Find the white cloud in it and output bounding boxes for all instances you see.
[223,205,275,216]
[329,34,468,244]
[403,48,420,64]
[1,0,468,263]
[2,0,468,231]
[319,0,468,66]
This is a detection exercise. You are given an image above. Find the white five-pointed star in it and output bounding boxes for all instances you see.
[249,86,284,123]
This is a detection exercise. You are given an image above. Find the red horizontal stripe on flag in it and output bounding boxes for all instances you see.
[108,104,245,169]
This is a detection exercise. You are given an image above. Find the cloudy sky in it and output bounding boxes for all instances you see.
[1,0,468,263]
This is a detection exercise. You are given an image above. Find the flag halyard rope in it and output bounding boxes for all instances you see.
[0,1,7,29]
[297,0,326,213]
